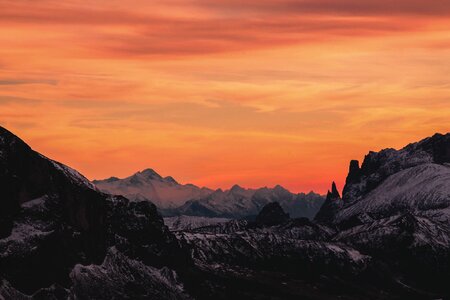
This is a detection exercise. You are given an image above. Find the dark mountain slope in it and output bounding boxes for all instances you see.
[0,126,190,298]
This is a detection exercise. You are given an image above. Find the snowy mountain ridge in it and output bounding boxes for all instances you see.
[94,170,325,219]
[315,132,450,227]
[169,184,324,219]
[93,169,213,209]
[336,163,450,224]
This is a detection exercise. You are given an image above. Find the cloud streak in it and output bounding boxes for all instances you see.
[0,79,58,85]
[192,0,450,16]
[0,0,445,57]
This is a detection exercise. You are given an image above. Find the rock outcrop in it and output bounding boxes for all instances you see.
[314,182,342,224]
[255,202,290,226]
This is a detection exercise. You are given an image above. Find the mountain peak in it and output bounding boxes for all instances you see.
[330,181,340,199]
[255,202,290,226]
[164,176,178,184]
[230,184,244,192]
[414,132,450,164]
[347,160,360,180]
[104,176,120,183]
[314,181,342,223]
[0,125,30,152]
[274,184,289,193]
[139,168,163,179]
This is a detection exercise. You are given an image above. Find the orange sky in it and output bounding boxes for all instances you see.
[1,0,450,193]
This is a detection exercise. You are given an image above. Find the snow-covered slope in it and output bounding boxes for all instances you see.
[315,132,450,227]
[176,203,365,275]
[70,247,191,299]
[336,163,450,224]
[93,169,213,209]
[178,197,450,298]
[310,132,450,296]
[342,133,450,204]
[164,216,231,231]
[177,230,368,269]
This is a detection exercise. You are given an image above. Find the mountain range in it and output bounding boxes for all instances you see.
[94,170,325,219]
[0,125,449,299]
[93,169,213,209]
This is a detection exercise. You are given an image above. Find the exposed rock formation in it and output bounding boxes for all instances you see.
[255,202,290,226]
[314,182,342,224]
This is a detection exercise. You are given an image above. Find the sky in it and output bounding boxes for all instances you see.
[1,0,450,193]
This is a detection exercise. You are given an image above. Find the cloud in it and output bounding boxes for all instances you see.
[88,17,412,57]
[0,79,58,85]
[191,0,450,16]
[0,0,444,57]
[0,96,42,105]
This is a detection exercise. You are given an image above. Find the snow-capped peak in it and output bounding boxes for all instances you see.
[139,168,163,180]
[93,168,214,209]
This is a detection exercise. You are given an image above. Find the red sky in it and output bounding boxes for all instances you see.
[1,0,450,193]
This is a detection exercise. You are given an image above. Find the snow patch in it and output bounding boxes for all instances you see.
[21,196,47,208]
[48,157,97,190]
[164,216,231,231]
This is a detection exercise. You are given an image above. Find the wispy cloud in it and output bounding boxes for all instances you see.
[0,0,445,57]
[0,95,42,104]
[0,79,58,85]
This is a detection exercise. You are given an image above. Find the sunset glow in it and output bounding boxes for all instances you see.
[1,0,450,193]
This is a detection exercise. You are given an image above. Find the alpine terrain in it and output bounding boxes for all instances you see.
[0,126,449,299]
[94,173,325,220]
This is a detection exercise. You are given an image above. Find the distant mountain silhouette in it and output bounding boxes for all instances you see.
[93,169,213,209]
[95,171,325,220]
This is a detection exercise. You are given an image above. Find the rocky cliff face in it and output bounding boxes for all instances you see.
[332,134,450,224]
[0,126,104,240]
[0,126,190,299]
[316,133,450,225]
[342,133,450,204]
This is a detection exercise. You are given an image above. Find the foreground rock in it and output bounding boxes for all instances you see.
[0,126,190,299]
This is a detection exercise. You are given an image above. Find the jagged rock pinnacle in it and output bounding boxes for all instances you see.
[330,181,340,199]
[314,181,342,223]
